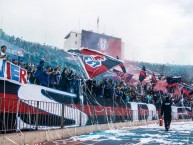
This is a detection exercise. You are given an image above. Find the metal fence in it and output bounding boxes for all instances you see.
[0,98,78,133]
[172,111,193,120]
[0,97,191,133]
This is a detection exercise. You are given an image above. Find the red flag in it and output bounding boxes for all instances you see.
[139,66,146,82]
[180,85,193,97]
[153,80,168,93]
[167,83,178,88]
[181,87,190,96]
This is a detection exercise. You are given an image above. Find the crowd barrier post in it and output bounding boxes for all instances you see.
[35,101,39,131]
[61,104,64,128]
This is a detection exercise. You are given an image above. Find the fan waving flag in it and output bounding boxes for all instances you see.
[139,66,146,82]
[113,69,133,83]
[68,48,125,79]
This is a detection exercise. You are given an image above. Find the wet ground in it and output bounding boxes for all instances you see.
[42,121,193,145]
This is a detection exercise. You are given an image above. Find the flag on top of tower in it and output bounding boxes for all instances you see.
[67,48,126,79]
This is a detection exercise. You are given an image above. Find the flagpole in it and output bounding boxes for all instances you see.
[97,16,99,33]
[141,81,143,94]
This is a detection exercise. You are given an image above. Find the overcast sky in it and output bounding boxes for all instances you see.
[0,0,193,65]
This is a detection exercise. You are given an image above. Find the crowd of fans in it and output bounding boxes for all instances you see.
[125,60,193,85]
[85,78,193,108]
[15,57,193,108]
[0,30,193,109]
[25,60,83,99]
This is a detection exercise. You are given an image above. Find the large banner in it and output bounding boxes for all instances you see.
[81,30,122,59]
[0,60,27,84]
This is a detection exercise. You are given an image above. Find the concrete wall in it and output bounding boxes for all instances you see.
[0,119,191,145]
[63,31,81,51]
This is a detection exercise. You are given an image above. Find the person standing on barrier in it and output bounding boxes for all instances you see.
[161,96,172,131]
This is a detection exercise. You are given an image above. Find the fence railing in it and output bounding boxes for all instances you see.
[0,97,191,133]
[172,111,193,120]
[0,97,78,133]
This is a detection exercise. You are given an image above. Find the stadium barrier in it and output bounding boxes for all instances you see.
[0,97,191,133]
